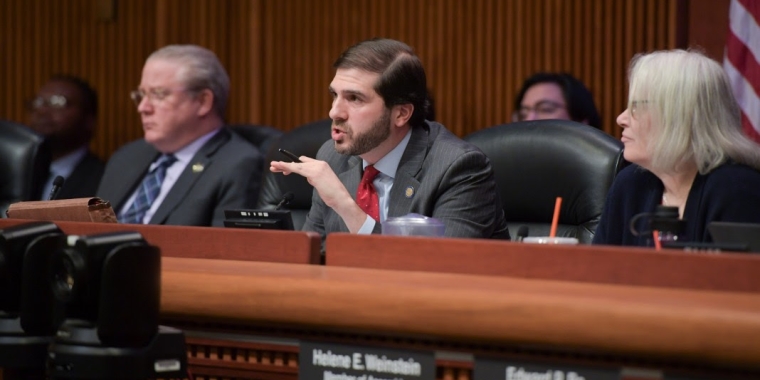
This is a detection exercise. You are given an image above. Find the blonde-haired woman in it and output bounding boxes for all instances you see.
[594,49,760,246]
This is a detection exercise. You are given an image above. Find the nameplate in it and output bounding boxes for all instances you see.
[474,358,619,380]
[299,341,435,380]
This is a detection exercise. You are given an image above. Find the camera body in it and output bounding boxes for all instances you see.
[1,224,186,378]
[0,222,63,319]
[51,231,161,348]
[0,221,65,371]
[48,231,187,379]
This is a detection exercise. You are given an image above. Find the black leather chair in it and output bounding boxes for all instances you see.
[256,119,332,230]
[230,124,284,157]
[0,120,51,216]
[464,120,626,244]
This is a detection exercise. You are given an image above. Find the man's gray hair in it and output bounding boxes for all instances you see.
[148,44,230,118]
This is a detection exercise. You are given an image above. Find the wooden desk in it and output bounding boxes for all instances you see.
[0,218,321,264]
[4,223,760,380]
[162,257,760,379]
[326,233,760,293]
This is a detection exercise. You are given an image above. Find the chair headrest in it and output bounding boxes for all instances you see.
[257,119,333,227]
[0,120,51,215]
[230,124,284,157]
[464,120,625,242]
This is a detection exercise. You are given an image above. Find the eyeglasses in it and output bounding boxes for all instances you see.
[630,100,649,118]
[130,88,180,106]
[515,100,566,121]
[27,95,70,111]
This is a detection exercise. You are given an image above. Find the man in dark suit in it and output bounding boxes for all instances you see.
[28,75,105,200]
[97,45,263,227]
[271,38,509,239]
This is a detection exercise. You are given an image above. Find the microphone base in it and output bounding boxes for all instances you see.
[0,316,52,373]
[48,322,187,380]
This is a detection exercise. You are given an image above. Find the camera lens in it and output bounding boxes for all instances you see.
[51,249,85,303]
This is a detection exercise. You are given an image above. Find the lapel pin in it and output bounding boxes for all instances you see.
[405,186,414,198]
[192,163,204,173]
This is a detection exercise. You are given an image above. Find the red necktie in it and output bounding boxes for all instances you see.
[357,165,380,221]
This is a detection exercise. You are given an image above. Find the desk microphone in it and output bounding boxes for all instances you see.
[275,191,295,210]
[515,225,529,242]
[49,175,65,200]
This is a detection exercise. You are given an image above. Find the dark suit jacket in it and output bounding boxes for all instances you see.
[302,121,510,240]
[96,128,263,227]
[55,151,105,199]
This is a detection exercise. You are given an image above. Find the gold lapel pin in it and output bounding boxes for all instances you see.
[192,163,204,173]
[405,186,414,198]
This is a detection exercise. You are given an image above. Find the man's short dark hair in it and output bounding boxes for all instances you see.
[514,72,601,129]
[50,74,98,117]
[333,38,429,128]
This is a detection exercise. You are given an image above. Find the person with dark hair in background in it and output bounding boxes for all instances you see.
[513,72,602,129]
[593,49,760,246]
[270,38,510,240]
[97,44,263,226]
[28,75,105,200]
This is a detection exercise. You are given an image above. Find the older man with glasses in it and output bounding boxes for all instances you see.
[96,44,263,227]
[28,75,105,200]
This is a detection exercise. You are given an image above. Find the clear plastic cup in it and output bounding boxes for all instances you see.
[522,237,579,245]
[381,213,445,237]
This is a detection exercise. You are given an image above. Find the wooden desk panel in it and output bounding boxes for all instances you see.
[161,257,760,372]
[0,218,320,264]
[325,233,760,293]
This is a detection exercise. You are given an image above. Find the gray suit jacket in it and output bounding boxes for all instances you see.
[96,128,263,227]
[302,121,510,240]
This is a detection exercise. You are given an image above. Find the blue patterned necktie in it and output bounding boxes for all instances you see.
[120,154,177,224]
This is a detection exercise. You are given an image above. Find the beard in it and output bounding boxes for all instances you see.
[334,109,391,156]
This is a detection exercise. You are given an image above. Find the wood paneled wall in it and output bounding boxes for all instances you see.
[2,0,717,161]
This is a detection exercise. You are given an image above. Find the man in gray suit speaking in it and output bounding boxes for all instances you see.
[271,38,510,240]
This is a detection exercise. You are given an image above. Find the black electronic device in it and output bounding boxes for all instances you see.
[224,191,295,231]
[708,221,760,253]
[48,324,187,380]
[0,221,65,377]
[278,148,302,162]
[223,208,295,230]
[46,231,187,379]
[49,175,65,200]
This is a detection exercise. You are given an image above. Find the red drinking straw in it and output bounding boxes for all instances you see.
[549,197,562,238]
[653,230,662,250]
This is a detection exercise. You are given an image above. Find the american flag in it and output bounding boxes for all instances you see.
[724,0,760,143]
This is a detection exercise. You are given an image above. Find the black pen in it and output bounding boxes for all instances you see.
[278,148,302,163]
